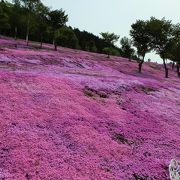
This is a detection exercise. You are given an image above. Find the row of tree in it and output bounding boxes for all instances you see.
[0,0,139,59]
[100,18,180,78]
[0,0,179,78]
[131,18,180,78]
[0,0,120,53]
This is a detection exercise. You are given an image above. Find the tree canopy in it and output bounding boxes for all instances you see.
[100,32,119,58]
[130,20,151,73]
[120,37,135,61]
[100,32,119,46]
[147,17,173,78]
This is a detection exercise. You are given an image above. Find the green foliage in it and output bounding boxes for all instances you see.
[9,0,21,37]
[0,1,10,34]
[85,40,97,52]
[110,48,120,56]
[48,9,68,31]
[73,28,106,52]
[0,0,110,53]
[35,1,49,45]
[103,47,120,57]
[48,9,68,50]
[170,24,180,63]
[147,17,173,77]
[120,37,135,60]
[20,0,41,44]
[103,47,110,54]
[130,20,151,60]
[147,17,173,58]
[20,0,40,11]
[100,32,119,58]
[100,32,119,46]
[0,12,10,33]
[166,24,180,77]
[88,40,97,52]
[0,1,119,55]
[55,26,79,49]
[130,20,151,73]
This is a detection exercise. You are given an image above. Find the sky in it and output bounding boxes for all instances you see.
[22,0,180,62]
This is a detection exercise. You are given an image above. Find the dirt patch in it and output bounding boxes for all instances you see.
[84,86,109,99]
[133,173,149,180]
[133,85,157,94]
[113,133,133,145]
[0,61,16,69]
[40,57,60,65]
[149,64,161,70]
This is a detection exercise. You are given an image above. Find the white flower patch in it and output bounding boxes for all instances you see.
[0,168,12,179]
[0,54,12,63]
[169,159,180,180]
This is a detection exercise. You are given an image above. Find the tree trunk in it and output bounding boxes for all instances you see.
[40,41,43,49]
[163,59,169,78]
[40,43,43,49]
[14,27,17,48]
[138,55,145,73]
[138,62,143,73]
[26,33,29,46]
[107,47,110,58]
[177,63,180,77]
[53,37,57,51]
[172,62,175,70]
[14,27,17,40]
[26,12,30,46]
[54,41,57,51]
[40,34,43,49]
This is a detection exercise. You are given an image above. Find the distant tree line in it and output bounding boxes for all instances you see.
[0,0,179,78]
[0,0,120,52]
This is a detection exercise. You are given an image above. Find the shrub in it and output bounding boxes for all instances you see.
[56,27,79,49]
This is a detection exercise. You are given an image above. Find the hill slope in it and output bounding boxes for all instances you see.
[0,38,180,180]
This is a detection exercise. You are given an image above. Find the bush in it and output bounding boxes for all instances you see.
[56,27,79,49]
[103,47,120,57]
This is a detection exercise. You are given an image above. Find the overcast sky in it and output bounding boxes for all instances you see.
[43,0,179,35]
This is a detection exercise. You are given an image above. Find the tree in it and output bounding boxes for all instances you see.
[172,42,180,77]
[173,25,180,77]
[55,26,79,49]
[147,17,173,78]
[167,24,180,77]
[48,9,68,50]
[0,0,11,35]
[0,12,10,35]
[100,32,119,58]
[103,47,120,56]
[10,0,21,41]
[88,40,97,52]
[73,28,110,52]
[35,1,49,48]
[130,20,151,73]
[20,0,40,45]
[120,37,135,61]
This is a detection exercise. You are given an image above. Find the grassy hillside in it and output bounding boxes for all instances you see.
[0,37,179,179]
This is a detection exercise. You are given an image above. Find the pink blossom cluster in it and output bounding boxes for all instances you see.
[0,37,179,179]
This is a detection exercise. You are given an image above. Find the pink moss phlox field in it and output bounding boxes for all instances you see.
[0,37,180,179]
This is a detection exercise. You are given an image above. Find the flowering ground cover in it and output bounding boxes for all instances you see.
[0,38,179,180]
